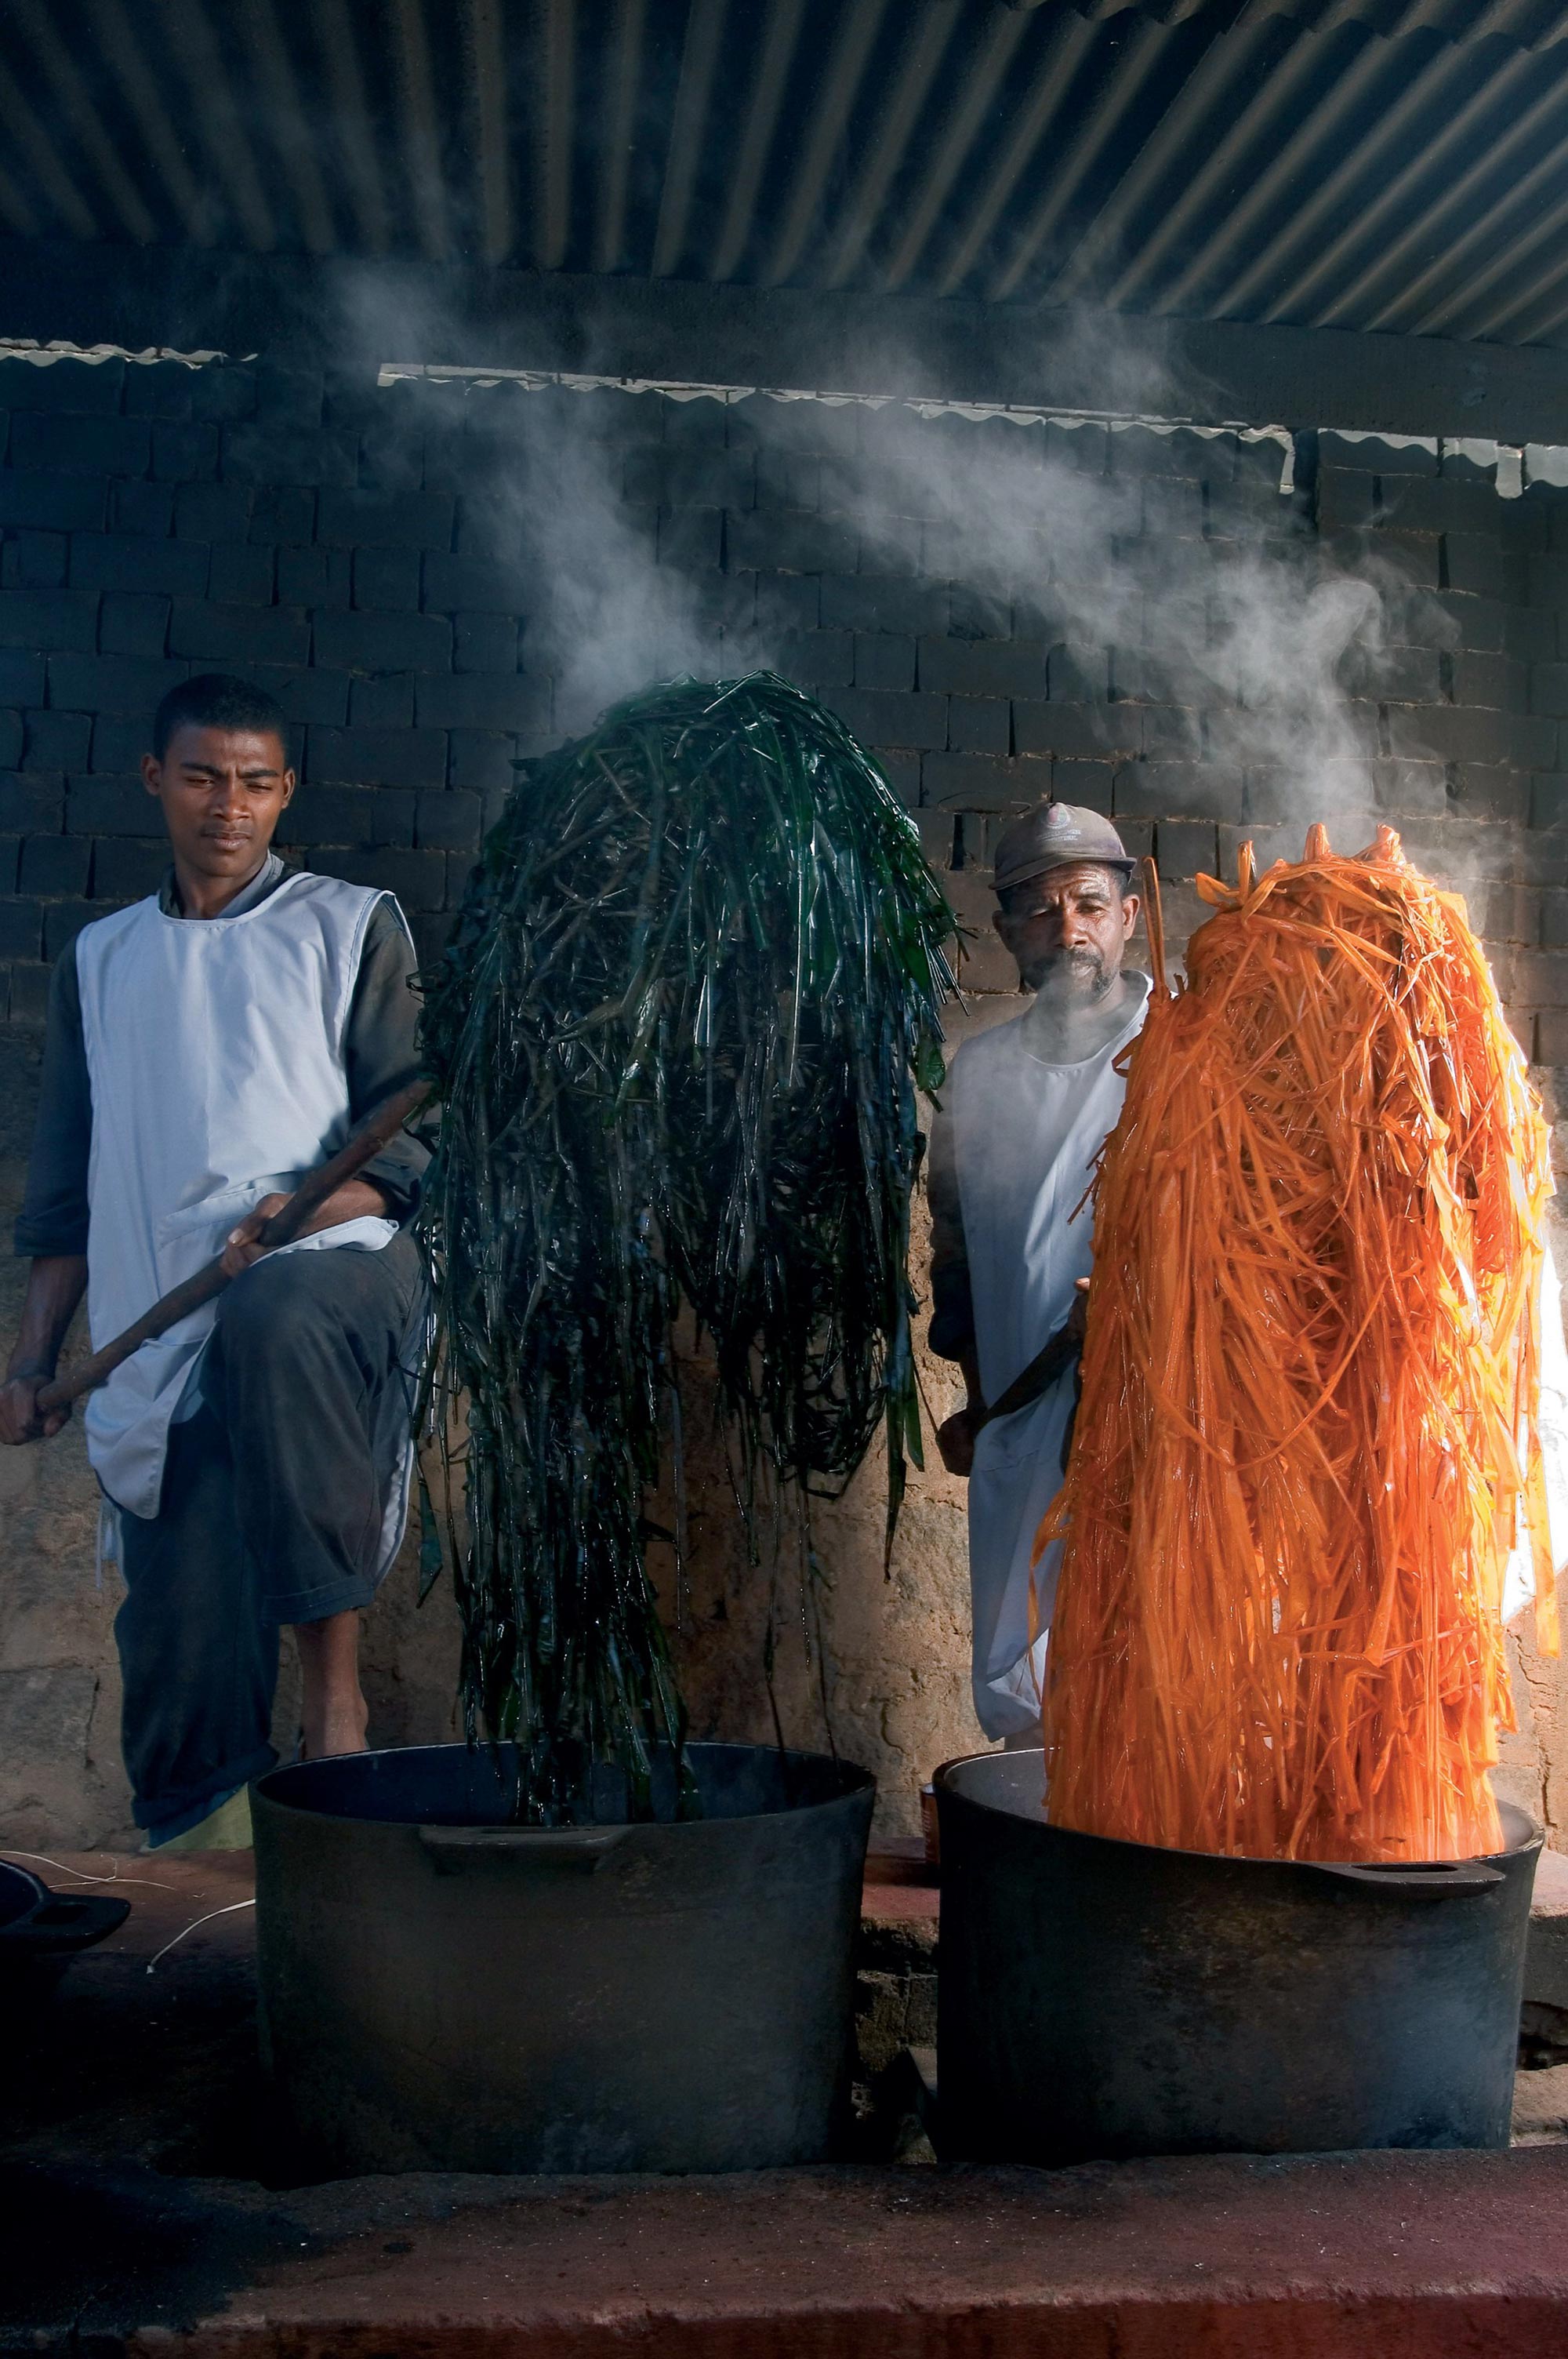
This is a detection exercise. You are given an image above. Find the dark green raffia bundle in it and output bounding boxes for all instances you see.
[416,672,957,1819]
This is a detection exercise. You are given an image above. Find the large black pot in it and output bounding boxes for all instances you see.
[936,1750,1539,2163]
[0,1858,129,1998]
[252,1739,874,2176]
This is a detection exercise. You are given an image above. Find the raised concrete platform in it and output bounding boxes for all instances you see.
[7,1849,1568,2357]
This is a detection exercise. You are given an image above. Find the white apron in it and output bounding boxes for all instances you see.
[74,871,408,1539]
[949,983,1149,1739]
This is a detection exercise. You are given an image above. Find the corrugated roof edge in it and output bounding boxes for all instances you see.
[1055,0,1568,49]
[379,360,1568,497]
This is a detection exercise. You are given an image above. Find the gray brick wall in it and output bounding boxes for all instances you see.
[0,358,1565,1121]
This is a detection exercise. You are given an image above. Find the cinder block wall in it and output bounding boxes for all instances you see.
[1,366,1565,1052]
[2,352,1566,1845]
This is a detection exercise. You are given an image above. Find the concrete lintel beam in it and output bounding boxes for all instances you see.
[4,238,1568,444]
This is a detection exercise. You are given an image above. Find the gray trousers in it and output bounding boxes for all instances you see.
[113,1233,424,1841]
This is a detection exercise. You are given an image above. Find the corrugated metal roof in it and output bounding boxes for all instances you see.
[2,0,1567,347]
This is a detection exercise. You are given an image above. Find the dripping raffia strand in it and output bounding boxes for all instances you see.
[416,673,957,1821]
[1039,823,1558,1865]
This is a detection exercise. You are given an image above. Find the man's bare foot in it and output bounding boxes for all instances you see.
[293,1608,370,1760]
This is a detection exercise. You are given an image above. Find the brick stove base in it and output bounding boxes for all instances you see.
[6,1850,1568,2357]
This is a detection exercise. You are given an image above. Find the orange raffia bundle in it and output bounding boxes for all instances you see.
[1038,823,1557,1863]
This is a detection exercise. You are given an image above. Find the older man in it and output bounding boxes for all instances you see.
[928,802,1147,1743]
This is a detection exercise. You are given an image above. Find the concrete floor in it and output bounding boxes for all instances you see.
[7,1851,1568,2357]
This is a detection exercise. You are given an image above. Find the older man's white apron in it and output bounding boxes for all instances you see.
[74,871,408,1547]
[949,983,1149,1740]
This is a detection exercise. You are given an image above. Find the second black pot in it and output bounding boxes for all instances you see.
[936,1750,1539,2164]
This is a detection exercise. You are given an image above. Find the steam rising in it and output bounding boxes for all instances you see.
[473,399,722,737]
[350,277,1446,827]
[838,412,1412,816]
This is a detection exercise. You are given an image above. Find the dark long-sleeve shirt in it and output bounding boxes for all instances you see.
[15,857,430,1258]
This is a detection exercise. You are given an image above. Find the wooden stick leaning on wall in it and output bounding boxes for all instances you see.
[35,1078,432,1416]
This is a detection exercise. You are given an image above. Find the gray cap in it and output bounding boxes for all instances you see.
[993,801,1135,897]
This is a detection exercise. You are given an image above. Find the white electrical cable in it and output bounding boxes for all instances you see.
[2,1848,172,1890]
[145,1898,256,1974]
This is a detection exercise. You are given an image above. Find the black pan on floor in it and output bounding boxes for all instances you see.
[0,1858,129,1997]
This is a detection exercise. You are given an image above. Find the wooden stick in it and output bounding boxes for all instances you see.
[1140,853,1168,999]
[36,1078,431,1415]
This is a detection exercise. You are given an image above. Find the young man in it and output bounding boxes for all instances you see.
[927,801,1146,1744]
[1,674,427,1847]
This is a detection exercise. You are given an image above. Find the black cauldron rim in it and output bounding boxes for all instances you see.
[252,1736,876,1837]
[935,1746,1541,1884]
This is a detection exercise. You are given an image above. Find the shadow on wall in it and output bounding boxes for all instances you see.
[645,1168,982,1839]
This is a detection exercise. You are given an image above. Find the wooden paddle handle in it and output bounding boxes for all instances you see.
[34,1078,431,1415]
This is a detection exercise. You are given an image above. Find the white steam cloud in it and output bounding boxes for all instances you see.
[345,271,1449,831]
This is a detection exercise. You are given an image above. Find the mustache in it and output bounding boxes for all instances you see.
[1036,944,1107,972]
[1025,943,1115,994]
